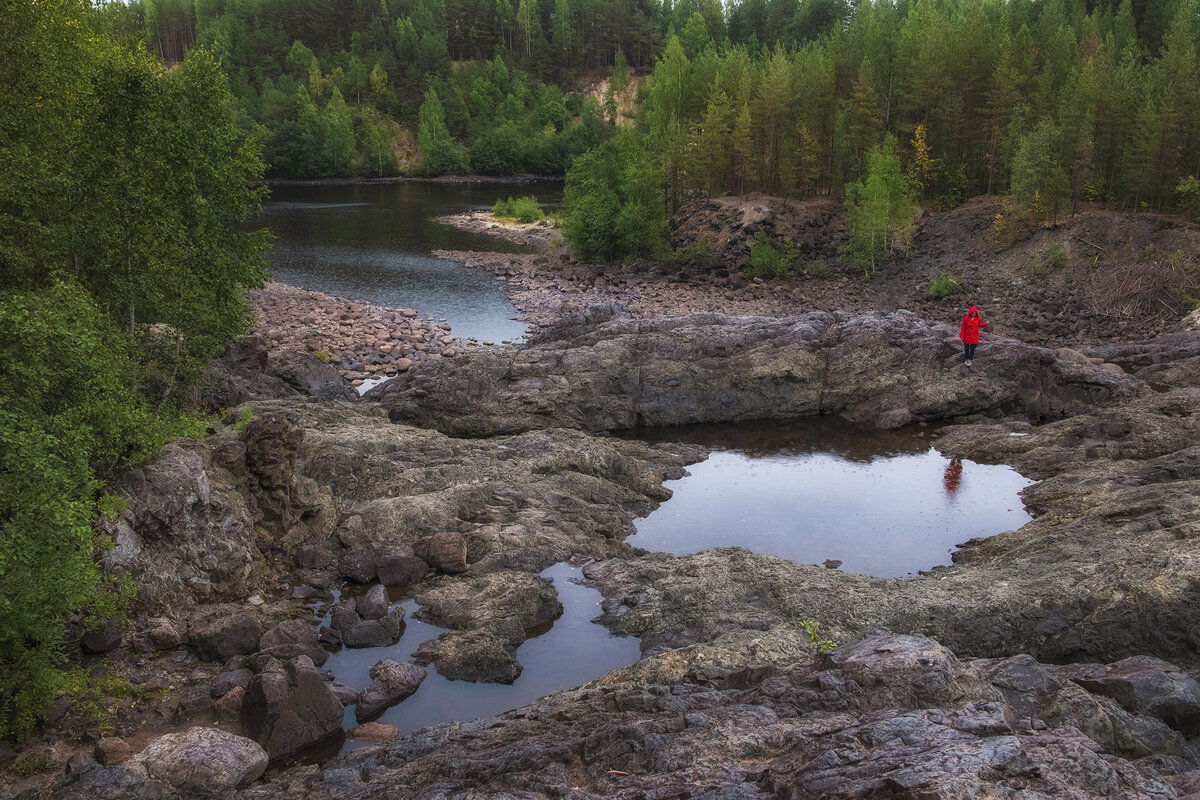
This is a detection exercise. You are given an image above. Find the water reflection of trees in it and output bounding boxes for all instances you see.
[619,418,936,462]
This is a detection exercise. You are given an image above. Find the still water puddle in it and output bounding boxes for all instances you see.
[317,561,640,752]
[625,420,1033,577]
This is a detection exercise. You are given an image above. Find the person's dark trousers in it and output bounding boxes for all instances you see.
[963,343,977,360]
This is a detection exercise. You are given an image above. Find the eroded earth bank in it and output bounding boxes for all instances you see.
[17,201,1200,800]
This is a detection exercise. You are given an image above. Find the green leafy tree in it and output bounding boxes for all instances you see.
[563,132,667,262]
[844,134,915,275]
[0,2,266,736]
[324,86,355,173]
[1010,117,1069,222]
[417,88,469,174]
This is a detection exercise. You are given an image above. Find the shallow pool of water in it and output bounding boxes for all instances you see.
[624,419,1033,577]
[262,182,561,344]
[317,561,640,752]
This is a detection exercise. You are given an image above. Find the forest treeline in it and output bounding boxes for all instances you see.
[563,0,1200,261]
[0,0,268,734]
[116,0,1200,218]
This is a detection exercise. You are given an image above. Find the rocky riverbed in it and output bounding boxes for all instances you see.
[246,283,499,389]
[10,201,1200,798]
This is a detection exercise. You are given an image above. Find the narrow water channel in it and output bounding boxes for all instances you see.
[317,561,640,753]
[261,181,562,344]
[624,419,1033,577]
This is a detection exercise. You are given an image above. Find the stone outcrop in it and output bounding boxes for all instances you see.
[201,333,355,408]
[237,635,1200,799]
[103,442,258,614]
[374,307,1147,435]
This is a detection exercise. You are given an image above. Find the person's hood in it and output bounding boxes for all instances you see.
[966,306,979,317]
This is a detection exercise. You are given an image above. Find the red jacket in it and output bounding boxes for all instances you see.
[959,307,988,344]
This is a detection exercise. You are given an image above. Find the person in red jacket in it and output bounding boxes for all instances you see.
[959,306,988,366]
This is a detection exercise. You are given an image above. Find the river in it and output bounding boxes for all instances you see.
[261,181,562,344]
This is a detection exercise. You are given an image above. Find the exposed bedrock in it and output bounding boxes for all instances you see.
[586,388,1200,670]
[372,305,1149,435]
[231,635,1200,799]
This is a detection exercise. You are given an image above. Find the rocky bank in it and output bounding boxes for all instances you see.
[10,199,1200,798]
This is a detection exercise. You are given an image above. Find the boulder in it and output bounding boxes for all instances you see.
[265,349,356,402]
[49,765,165,800]
[188,605,262,662]
[335,515,369,549]
[126,727,267,790]
[340,546,377,583]
[377,545,430,587]
[356,659,427,722]
[94,738,133,766]
[1061,655,1200,735]
[412,532,468,574]
[130,618,183,653]
[255,619,328,666]
[209,668,253,699]
[343,609,404,648]
[80,620,122,654]
[243,658,343,760]
[214,685,246,723]
[357,584,389,620]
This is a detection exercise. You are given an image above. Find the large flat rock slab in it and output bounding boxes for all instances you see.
[373,307,1148,435]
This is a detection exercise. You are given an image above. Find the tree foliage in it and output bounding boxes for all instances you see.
[562,132,666,262]
[0,0,266,735]
[844,134,916,275]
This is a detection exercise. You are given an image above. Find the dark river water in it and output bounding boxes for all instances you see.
[624,419,1033,577]
[261,181,562,343]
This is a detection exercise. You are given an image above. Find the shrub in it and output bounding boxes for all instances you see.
[1176,176,1200,223]
[492,196,545,223]
[927,272,962,298]
[562,131,666,262]
[667,238,715,268]
[233,404,254,433]
[1025,243,1068,281]
[746,228,801,279]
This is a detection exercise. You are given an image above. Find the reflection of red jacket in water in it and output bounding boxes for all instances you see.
[959,307,988,344]
[943,459,963,495]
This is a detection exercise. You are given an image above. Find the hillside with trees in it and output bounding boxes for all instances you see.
[114,0,1200,234]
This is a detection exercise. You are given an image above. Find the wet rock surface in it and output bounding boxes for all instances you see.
[355,660,426,722]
